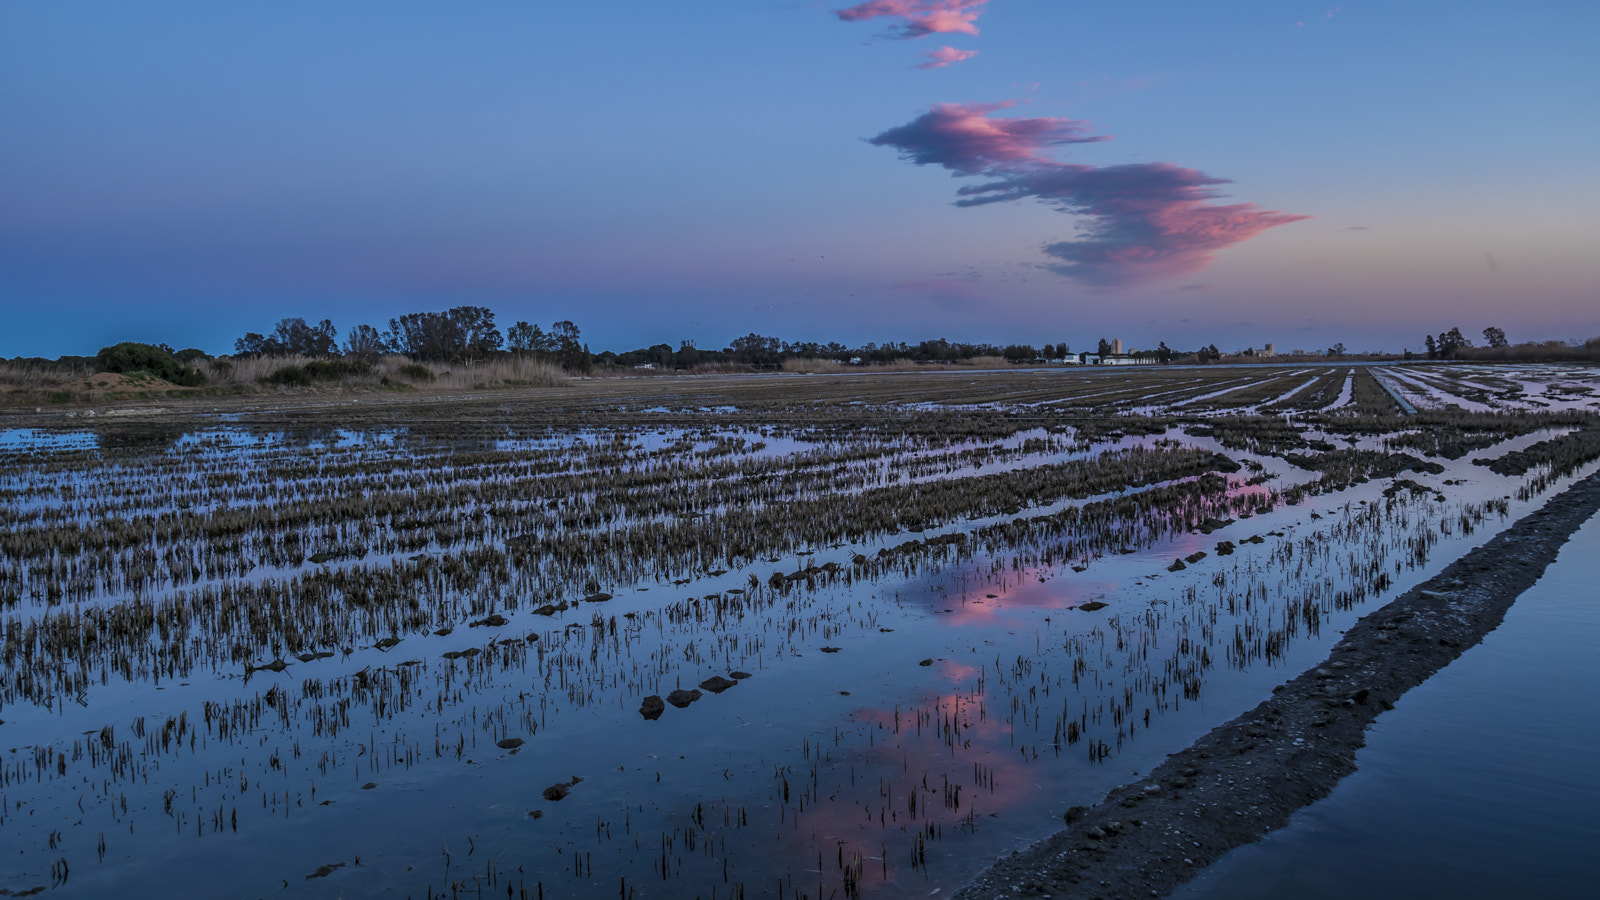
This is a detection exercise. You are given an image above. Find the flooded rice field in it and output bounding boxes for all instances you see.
[1172,510,1600,900]
[3,363,1599,898]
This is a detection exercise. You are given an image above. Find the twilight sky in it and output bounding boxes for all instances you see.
[2,1,1595,358]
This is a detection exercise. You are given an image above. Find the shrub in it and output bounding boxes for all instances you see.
[261,358,372,387]
[95,342,205,387]
[397,362,436,382]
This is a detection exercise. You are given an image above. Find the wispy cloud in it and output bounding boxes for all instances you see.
[869,102,1309,285]
[835,1,991,39]
[916,45,979,68]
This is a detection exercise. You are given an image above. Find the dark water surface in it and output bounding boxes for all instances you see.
[1175,512,1600,900]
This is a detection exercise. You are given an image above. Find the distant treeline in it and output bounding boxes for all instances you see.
[9,308,1600,379]
[1413,326,1600,362]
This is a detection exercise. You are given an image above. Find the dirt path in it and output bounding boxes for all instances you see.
[955,468,1600,900]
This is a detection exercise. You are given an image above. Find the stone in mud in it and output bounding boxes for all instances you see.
[373,637,401,650]
[306,861,346,879]
[583,592,613,602]
[1168,559,1187,572]
[1078,601,1109,612]
[470,614,508,628]
[434,627,453,636]
[666,688,702,708]
[919,658,935,667]
[1197,517,1235,534]
[249,658,289,673]
[542,783,571,802]
[639,696,666,720]
[729,671,753,679]
[1215,541,1236,556]
[1064,805,1089,823]
[699,676,738,694]
[1185,551,1207,563]
[496,738,525,750]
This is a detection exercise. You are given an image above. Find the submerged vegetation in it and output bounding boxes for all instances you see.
[1,362,1598,898]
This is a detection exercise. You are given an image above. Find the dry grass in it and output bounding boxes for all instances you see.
[0,359,95,391]
[781,358,846,374]
[198,354,569,392]
[958,356,1012,369]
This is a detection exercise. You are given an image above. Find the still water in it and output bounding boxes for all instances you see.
[1175,512,1600,900]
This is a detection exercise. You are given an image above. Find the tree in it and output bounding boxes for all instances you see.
[1483,326,1509,348]
[1327,342,1346,357]
[508,321,553,356]
[1435,327,1470,359]
[234,317,337,357]
[96,342,206,386]
[1424,334,1438,359]
[1157,341,1172,364]
[1096,338,1112,357]
[450,306,503,360]
[342,324,388,359]
[1002,344,1037,362]
[551,320,589,370]
[727,333,782,366]
[384,307,502,362]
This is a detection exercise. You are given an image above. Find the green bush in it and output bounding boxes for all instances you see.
[397,362,435,382]
[263,366,312,387]
[261,359,370,387]
[95,343,205,387]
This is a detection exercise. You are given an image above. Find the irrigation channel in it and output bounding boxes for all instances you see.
[2,363,1599,898]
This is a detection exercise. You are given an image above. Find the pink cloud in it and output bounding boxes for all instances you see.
[869,103,1309,285]
[916,45,979,68]
[835,0,991,39]
[867,101,1105,174]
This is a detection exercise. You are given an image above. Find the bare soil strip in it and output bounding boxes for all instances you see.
[956,467,1600,900]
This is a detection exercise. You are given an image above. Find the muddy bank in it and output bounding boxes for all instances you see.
[955,468,1600,900]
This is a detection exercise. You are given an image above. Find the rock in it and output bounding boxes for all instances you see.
[433,627,454,636]
[1064,805,1089,823]
[1198,517,1234,534]
[1086,826,1107,840]
[919,658,934,667]
[1078,601,1109,612]
[1215,541,1236,556]
[373,637,401,650]
[497,738,525,750]
[248,658,289,673]
[528,809,543,819]
[820,646,841,653]
[1168,559,1187,572]
[583,592,613,603]
[542,783,571,802]
[729,671,753,679]
[306,861,346,879]
[639,696,665,720]
[361,782,377,790]
[699,675,738,694]
[666,688,702,708]
[470,614,508,628]
[1185,551,1208,563]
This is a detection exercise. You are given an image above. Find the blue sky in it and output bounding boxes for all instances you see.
[2,1,1596,358]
